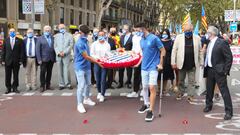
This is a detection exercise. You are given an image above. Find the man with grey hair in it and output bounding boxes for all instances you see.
[54,24,73,90]
[22,28,38,91]
[36,25,56,92]
[203,25,233,120]
[171,23,204,102]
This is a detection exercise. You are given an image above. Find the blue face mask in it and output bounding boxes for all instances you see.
[10,32,16,38]
[122,30,127,35]
[98,36,105,41]
[59,28,65,33]
[162,34,168,39]
[27,33,33,38]
[93,32,98,37]
[136,32,144,37]
[185,31,193,37]
[44,32,50,37]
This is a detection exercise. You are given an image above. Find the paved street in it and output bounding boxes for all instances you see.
[0,64,240,134]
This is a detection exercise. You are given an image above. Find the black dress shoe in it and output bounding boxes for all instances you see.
[224,114,232,120]
[67,86,73,90]
[59,86,64,90]
[203,106,212,113]
[40,87,45,93]
[117,84,123,89]
[5,89,11,94]
[13,88,20,93]
[46,86,54,90]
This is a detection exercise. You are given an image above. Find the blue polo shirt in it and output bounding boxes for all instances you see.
[140,33,164,71]
[74,36,91,71]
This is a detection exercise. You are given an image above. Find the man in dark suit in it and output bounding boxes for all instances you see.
[36,25,56,92]
[1,28,23,94]
[22,28,38,91]
[203,26,233,120]
[118,24,133,88]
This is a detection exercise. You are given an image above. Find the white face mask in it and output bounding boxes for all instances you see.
[206,33,212,40]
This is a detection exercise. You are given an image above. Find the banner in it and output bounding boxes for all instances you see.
[231,47,240,65]
[225,10,240,22]
[22,0,44,14]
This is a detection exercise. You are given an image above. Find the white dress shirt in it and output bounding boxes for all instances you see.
[10,37,15,49]
[90,40,111,59]
[205,36,218,67]
[26,38,36,57]
[131,35,142,54]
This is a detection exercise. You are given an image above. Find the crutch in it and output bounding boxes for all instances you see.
[158,70,163,117]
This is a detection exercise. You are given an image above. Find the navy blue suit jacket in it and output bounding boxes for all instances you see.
[36,35,56,63]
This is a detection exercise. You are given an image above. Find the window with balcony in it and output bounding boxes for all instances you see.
[60,0,64,3]
[71,0,74,5]
[79,0,82,7]
[87,13,90,26]
[70,9,74,24]
[0,0,7,18]
[19,0,26,20]
[93,0,96,11]
[79,12,82,24]
[35,14,41,22]
[60,7,64,23]
[87,0,90,10]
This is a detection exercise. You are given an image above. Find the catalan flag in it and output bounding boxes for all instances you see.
[182,13,191,32]
[201,5,208,31]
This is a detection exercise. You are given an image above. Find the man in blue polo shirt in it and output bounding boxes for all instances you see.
[135,23,166,122]
[74,25,103,113]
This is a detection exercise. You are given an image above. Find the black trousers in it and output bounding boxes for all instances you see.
[5,63,20,89]
[133,65,141,92]
[206,67,233,115]
[40,61,54,88]
[91,63,96,84]
[119,67,132,85]
[107,69,114,87]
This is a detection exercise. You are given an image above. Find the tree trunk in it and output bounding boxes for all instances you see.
[96,9,104,29]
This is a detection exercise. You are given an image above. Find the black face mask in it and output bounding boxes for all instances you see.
[111,32,116,36]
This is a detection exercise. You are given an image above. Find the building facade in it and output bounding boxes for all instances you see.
[0,0,160,38]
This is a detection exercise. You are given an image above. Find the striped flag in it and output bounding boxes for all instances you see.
[194,20,199,35]
[182,13,191,32]
[201,5,208,31]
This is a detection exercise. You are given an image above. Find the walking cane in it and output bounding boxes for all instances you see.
[158,56,164,118]
[158,70,163,117]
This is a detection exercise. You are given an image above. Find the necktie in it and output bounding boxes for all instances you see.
[29,38,32,56]
[11,38,14,50]
[47,37,51,47]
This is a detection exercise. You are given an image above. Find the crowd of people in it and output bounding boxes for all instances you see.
[1,22,233,122]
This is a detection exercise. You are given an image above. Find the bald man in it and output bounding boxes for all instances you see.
[171,23,204,102]
[54,24,74,90]
[2,28,24,94]
[22,28,38,91]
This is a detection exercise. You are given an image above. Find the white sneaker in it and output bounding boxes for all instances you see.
[126,92,139,98]
[99,95,105,102]
[77,104,86,113]
[83,98,96,106]
[97,93,101,100]
[140,90,144,96]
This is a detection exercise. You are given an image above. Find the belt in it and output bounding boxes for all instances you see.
[27,56,36,58]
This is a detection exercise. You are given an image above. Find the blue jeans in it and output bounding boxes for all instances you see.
[75,70,91,105]
[94,64,107,96]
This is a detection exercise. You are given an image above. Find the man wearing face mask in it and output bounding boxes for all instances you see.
[2,28,23,94]
[54,24,74,90]
[171,23,204,102]
[36,25,56,92]
[135,23,166,122]
[203,26,233,120]
[22,28,38,91]
[118,24,133,89]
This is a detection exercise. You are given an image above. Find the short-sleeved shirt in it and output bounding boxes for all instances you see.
[140,33,164,71]
[74,36,91,71]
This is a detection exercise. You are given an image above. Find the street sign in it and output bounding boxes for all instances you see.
[230,22,238,32]
[22,0,44,14]
[225,10,240,22]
